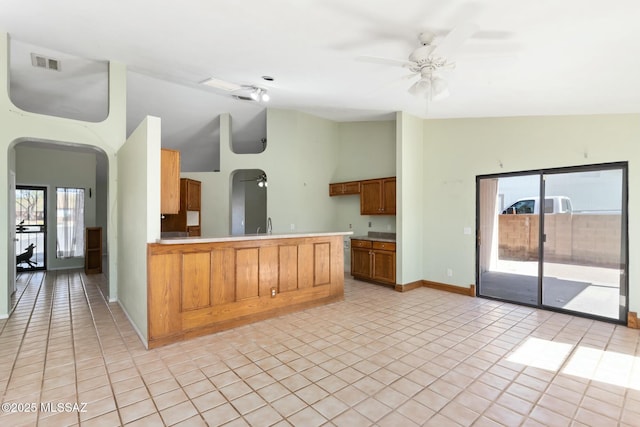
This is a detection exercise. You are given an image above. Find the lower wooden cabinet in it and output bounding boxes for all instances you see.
[147,234,345,348]
[350,239,396,285]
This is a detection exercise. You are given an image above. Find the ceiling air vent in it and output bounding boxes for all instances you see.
[30,53,61,71]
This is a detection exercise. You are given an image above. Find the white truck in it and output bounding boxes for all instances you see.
[501,196,573,215]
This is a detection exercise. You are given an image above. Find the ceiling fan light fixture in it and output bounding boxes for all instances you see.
[408,78,431,96]
[430,75,449,100]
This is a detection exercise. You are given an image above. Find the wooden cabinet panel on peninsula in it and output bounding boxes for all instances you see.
[161,149,180,214]
[360,177,396,215]
[162,178,201,237]
[351,239,396,285]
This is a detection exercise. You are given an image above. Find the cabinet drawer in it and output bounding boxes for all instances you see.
[351,239,372,248]
[372,241,395,251]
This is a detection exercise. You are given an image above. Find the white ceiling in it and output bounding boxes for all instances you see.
[3,0,640,170]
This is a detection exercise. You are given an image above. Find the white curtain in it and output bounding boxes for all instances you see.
[479,179,499,273]
[56,188,85,258]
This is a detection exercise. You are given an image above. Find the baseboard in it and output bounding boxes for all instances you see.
[422,280,476,297]
[394,281,423,292]
[629,312,639,329]
[117,300,149,350]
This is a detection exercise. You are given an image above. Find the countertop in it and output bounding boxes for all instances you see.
[351,232,396,243]
[156,231,353,245]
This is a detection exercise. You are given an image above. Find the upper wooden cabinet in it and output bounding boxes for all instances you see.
[185,178,201,210]
[161,148,180,214]
[162,178,202,236]
[360,177,396,215]
[329,181,361,196]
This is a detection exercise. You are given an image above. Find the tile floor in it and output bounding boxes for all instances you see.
[1,270,639,426]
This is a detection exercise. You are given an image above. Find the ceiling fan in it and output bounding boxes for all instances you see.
[240,173,268,187]
[358,22,480,101]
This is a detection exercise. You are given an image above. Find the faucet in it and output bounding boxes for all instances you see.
[267,217,272,234]
[256,226,261,234]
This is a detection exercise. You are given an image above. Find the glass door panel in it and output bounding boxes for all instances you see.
[541,168,626,321]
[16,186,46,271]
[478,174,541,305]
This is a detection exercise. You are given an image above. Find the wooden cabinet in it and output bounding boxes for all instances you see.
[85,227,102,274]
[161,149,180,214]
[350,239,396,285]
[329,181,361,196]
[147,234,345,348]
[185,178,201,210]
[360,177,396,215]
[162,178,202,237]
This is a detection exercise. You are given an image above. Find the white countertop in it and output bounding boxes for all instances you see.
[351,235,396,243]
[156,231,353,245]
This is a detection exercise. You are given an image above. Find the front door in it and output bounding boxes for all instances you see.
[15,186,47,271]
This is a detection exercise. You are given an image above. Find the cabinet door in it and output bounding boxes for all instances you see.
[342,181,361,195]
[372,250,396,284]
[360,180,382,215]
[187,226,201,237]
[382,178,396,214]
[351,247,371,278]
[186,179,201,210]
[161,149,180,214]
[329,183,343,196]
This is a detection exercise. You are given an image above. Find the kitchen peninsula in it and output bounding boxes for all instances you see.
[147,231,351,348]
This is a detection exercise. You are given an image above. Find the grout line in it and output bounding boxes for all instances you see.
[75,270,125,426]
[0,271,47,404]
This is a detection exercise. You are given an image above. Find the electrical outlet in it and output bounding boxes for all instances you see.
[447,268,453,277]
[368,221,372,228]
[349,223,352,229]
[290,223,295,230]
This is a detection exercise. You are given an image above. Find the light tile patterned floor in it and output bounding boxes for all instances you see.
[1,270,639,426]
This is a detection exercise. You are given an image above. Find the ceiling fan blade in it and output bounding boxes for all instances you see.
[432,22,479,58]
[356,55,415,68]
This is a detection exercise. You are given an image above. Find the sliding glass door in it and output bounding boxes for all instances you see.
[541,167,626,320]
[477,163,627,323]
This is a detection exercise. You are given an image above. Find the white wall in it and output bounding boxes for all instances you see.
[422,114,640,313]
[117,117,161,344]
[0,32,126,317]
[15,145,96,270]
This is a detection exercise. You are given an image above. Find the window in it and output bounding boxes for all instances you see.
[56,188,84,258]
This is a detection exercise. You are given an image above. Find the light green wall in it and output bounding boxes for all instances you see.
[422,114,640,312]
[331,120,397,270]
[0,32,126,317]
[117,117,161,344]
[396,112,423,285]
[187,109,342,237]
[15,145,97,270]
